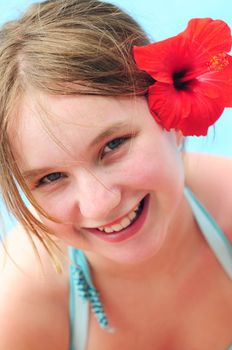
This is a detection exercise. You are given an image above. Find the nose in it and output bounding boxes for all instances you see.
[76,169,121,221]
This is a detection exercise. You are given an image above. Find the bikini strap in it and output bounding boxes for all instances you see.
[184,187,232,280]
[69,247,89,350]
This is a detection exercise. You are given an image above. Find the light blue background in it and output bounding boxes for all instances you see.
[0,0,232,231]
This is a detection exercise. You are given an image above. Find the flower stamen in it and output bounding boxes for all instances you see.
[207,52,229,72]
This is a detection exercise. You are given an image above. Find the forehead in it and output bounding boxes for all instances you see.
[11,92,148,137]
[16,93,134,128]
[9,93,147,167]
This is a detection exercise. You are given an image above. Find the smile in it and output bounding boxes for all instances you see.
[98,199,144,233]
[84,195,149,243]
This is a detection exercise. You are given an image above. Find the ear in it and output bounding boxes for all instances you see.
[165,129,184,150]
[175,131,184,149]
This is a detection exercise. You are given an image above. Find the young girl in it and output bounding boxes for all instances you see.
[0,1,231,349]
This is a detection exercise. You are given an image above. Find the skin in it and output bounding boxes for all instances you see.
[0,94,232,349]
[10,94,185,268]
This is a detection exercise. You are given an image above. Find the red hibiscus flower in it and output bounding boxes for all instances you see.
[133,18,232,136]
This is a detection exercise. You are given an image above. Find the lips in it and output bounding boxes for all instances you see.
[83,194,149,243]
[98,198,144,233]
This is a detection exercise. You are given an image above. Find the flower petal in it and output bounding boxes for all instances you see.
[148,81,224,136]
[198,54,232,106]
[178,91,224,136]
[182,18,232,56]
[134,35,193,83]
[148,82,191,130]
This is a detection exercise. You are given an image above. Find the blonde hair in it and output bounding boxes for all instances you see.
[0,0,153,266]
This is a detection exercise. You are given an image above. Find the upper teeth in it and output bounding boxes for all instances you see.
[98,204,140,233]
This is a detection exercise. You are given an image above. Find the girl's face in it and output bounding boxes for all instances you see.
[10,94,184,265]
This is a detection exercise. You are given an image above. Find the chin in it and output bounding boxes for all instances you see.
[95,221,169,267]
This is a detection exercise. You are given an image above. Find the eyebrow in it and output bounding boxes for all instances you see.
[89,121,130,147]
[22,167,58,181]
[22,121,131,180]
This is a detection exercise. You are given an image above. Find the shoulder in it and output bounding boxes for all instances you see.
[184,152,232,241]
[0,224,69,350]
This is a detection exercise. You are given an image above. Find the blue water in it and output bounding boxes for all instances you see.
[0,0,232,232]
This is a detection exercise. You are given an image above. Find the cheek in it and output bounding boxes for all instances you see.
[38,205,78,244]
[35,190,77,228]
[118,140,184,194]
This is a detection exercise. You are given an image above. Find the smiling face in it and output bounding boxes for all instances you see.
[9,93,184,265]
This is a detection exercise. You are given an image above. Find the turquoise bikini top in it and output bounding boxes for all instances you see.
[68,187,232,350]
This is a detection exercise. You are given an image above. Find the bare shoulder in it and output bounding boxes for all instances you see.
[184,152,232,240]
[0,224,69,350]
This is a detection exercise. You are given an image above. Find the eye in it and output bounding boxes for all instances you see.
[37,172,66,187]
[100,135,131,159]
